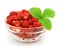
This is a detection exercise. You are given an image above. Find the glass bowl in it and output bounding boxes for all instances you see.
[5,21,45,42]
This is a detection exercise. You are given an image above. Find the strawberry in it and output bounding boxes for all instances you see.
[21,33,27,40]
[29,19,33,25]
[20,20,23,24]
[12,20,20,27]
[26,34,32,38]
[10,11,17,16]
[6,9,42,29]
[6,17,12,24]
[21,9,29,13]
[28,25,33,28]
[17,12,22,20]
[32,18,38,22]
[16,33,26,40]
[33,22,40,27]
[32,34,37,38]
[12,21,15,26]
[7,16,10,19]
[21,29,28,33]
[28,25,34,32]
[22,13,30,20]
[22,20,29,27]
[10,15,17,21]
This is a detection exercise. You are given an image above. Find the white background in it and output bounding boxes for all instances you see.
[0,0,60,51]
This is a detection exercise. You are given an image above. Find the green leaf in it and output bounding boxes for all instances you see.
[38,18,52,30]
[43,8,55,18]
[29,7,42,18]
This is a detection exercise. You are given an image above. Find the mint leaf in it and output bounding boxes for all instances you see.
[43,8,55,18]
[29,7,42,18]
[29,7,55,30]
[38,18,52,30]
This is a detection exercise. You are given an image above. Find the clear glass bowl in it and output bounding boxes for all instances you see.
[6,21,45,42]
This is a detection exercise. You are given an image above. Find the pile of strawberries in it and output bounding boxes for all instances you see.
[6,9,42,28]
[6,9,43,40]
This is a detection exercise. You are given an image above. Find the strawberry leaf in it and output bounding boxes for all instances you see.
[29,7,42,18]
[38,18,52,30]
[43,8,55,18]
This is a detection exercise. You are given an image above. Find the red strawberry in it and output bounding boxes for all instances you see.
[7,16,10,19]
[33,22,40,27]
[29,19,33,25]
[32,18,38,22]
[6,15,17,24]
[28,25,33,28]
[28,25,34,32]
[12,20,20,27]
[21,33,27,40]
[6,17,12,24]
[32,34,37,38]
[22,13,30,20]
[21,9,29,13]
[21,29,28,33]
[20,30,28,40]
[22,20,29,27]
[16,33,26,40]
[10,11,17,16]
[17,12,22,20]
[26,34,32,38]
[10,15,17,20]
[12,21,15,26]
[20,20,23,24]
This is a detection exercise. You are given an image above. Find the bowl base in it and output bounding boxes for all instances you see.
[10,33,44,43]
